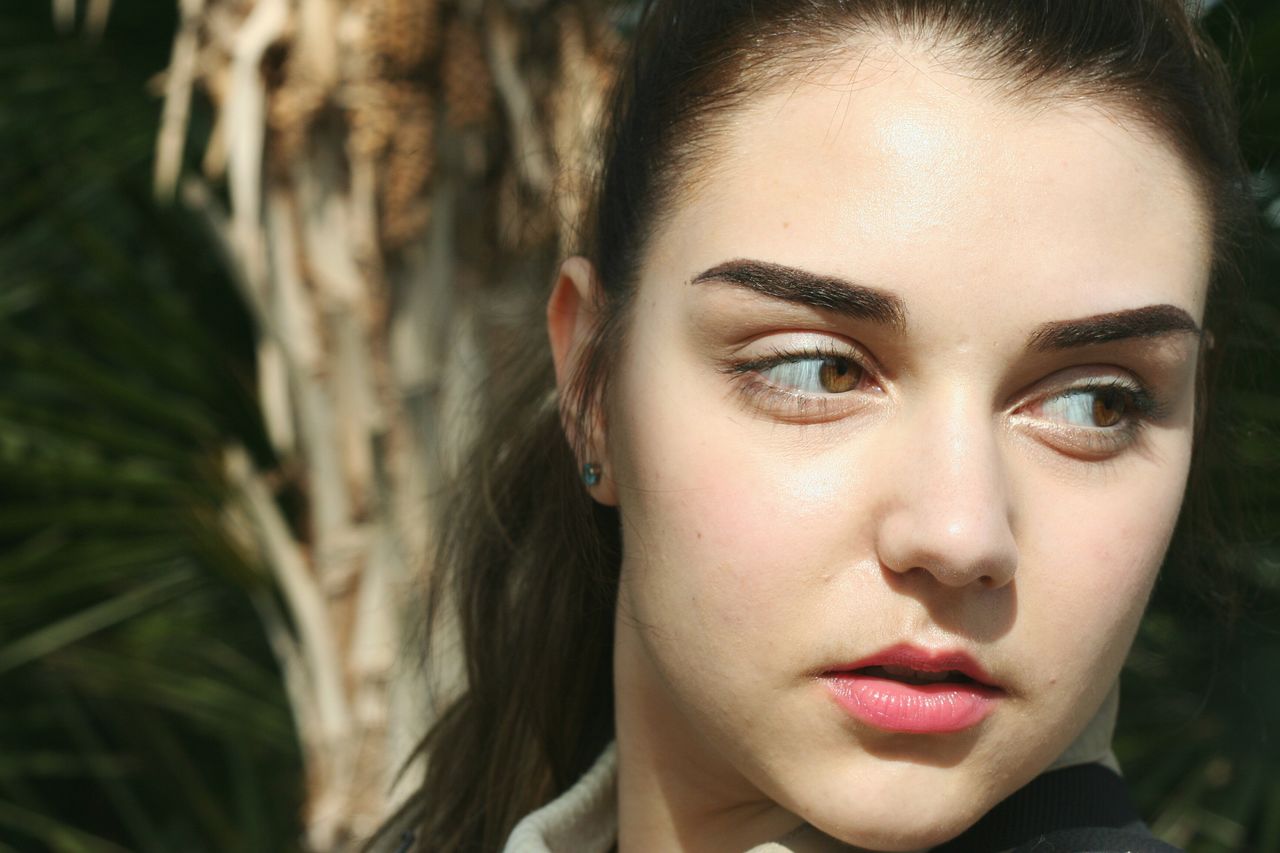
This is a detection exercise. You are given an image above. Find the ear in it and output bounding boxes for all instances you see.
[547,256,618,506]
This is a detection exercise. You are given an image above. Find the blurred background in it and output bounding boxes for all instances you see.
[0,0,1276,850]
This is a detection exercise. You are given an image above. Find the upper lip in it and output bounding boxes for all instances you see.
[825,642,1002,689]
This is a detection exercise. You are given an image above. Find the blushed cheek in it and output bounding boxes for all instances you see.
[612,371,853,643]
[1026,459,1189,686]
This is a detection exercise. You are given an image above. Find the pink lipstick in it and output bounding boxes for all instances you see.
[820,643,1003,734]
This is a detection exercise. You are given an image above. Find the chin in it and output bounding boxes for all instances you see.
[796,775,995,852]
[814,814,979,852]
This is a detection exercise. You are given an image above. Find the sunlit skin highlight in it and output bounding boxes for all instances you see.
[549,43,1211,853]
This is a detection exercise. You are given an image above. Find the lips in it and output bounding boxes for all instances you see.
[837,644,998,685]
[819,643,1005,734]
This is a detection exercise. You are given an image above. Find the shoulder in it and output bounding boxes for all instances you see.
[359,744,620,853]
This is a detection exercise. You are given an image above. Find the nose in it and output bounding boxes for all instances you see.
[873,396,1018,590]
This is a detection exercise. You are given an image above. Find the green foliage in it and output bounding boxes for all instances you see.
[0,4,301,851]
[1113,4,1280,850]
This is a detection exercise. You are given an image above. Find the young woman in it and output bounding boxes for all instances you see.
[367,1,1252,850]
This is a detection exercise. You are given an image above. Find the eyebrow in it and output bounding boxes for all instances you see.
[690,259,908,331]
[1027,305,1201,351]
[690,259,1199,351]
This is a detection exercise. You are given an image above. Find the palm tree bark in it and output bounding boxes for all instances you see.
[155,0,618,848]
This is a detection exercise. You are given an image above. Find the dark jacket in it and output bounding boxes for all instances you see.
[934,763,1179,853]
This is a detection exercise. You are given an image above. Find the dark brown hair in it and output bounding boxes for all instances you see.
[411,2,1251,849]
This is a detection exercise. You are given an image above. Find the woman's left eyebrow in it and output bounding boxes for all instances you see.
[1026,305,1201,351]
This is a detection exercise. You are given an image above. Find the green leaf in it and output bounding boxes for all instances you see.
[0,570,200,675]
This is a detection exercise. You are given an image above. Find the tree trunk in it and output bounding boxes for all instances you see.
[154,0,617,847]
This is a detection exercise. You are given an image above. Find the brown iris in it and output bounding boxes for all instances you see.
[1092,390,1126,427]
[818,358,862,393]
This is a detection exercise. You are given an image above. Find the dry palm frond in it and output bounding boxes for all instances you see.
[380,85,434,249]
[368,0,440,74]
[442,16,492,129]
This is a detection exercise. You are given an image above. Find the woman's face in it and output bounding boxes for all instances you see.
[593,47,1211,851]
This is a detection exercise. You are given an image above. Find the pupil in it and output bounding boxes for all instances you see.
[1092,391,1125,427]
[819,358,860,393]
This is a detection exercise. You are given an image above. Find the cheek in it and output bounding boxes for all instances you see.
[619,409,853,540]
[1019,444,1191,683]
[608,358,854,657]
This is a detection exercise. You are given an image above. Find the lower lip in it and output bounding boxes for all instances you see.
[821,673,1002,734]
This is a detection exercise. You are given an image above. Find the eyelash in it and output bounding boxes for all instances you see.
[1020,377,1169,456]
[721,342,876,422]
[721,344,1170,452]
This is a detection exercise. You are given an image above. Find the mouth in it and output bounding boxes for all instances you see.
[827,643,1001,688]
[851,664,982,686]
[820,643,1005,734]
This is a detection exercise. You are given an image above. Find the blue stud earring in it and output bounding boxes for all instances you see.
[582,463,602,487]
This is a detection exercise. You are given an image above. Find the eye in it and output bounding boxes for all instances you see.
[758,355,865,394]
[1016,376,1169,458]
[1039,385,1133,429]
[721,341,882,423]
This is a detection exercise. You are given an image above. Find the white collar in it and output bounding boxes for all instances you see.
[502,744,619,853]
[500,744,851,853]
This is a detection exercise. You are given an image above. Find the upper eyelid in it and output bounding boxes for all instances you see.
[727,335,878,373]
[1018,376,1143,406]
[1005,360,1158,408]
[734,348,861,373]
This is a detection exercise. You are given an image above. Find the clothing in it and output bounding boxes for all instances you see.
[362,742,1180,852]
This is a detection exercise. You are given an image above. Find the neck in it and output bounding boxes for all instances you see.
[615,766,803,853]
[613,618,808,853]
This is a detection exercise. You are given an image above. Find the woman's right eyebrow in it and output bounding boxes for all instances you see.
[690,259,909,331]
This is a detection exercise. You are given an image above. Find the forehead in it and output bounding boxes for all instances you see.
[643,45,1212,326]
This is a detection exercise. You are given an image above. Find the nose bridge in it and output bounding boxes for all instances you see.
[876,386,1017,589]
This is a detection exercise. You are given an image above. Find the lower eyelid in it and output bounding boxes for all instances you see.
[1010,411,1146,458]
[733,376,861,423]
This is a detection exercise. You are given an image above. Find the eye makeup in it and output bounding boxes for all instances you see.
[718,338,884,424]
[1012,374,1174,459]
[688,265,1195,453]
[715,331,1179,458]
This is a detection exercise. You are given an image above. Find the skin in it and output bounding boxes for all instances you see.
[548,43,1212,853]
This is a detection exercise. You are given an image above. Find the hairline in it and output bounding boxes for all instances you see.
[586,17,1222,434]
[639,27,1218,258]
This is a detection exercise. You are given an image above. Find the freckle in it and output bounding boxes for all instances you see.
[782,221,791,229]
[696,531,703,540]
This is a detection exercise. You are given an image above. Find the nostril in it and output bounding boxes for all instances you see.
[977,561,1018,591]
[875,504,1018,589]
